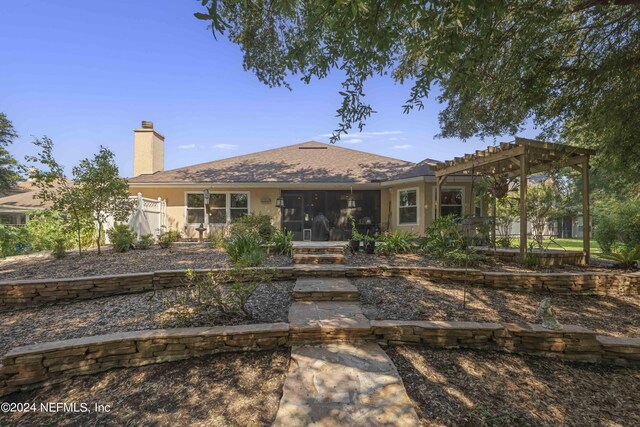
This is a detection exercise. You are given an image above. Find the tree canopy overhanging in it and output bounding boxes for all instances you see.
[196,0,640,180]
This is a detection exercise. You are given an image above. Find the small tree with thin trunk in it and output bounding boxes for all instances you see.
[72,147,133,253]
[26,137,94,255]
[26,138,133,254]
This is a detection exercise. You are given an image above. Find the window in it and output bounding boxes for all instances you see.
[440,189,463,217]
[398,189,418,225]
[186,193,205,224]
[186,191,250,225]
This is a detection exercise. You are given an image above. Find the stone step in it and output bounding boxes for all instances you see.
[293,254,345,264]
[294,265,347,278]
[293,278,359,301]
[293,246,345,255]
[273,342,420,427]
[288,301,371,343]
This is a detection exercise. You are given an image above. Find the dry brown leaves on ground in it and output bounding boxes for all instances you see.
[0,243,292,281]
[0,281,294,357]
[355,277,640,337]
[388,346,640,427]
[0,350,289,427]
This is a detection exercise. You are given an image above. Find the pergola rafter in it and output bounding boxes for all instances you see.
[433,137,596,263]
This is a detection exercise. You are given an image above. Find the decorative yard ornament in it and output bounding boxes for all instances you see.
[535,298,563,330]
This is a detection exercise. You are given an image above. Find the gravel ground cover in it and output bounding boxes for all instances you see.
[0,243,292,281]
[346,251,629,273]
[0,281,294,357]
[0,349,289,427]
[355,277,640,337]
[388,345,640,427]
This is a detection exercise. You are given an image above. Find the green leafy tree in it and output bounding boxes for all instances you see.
[26,138,133,254]
[0,113,21,192]
[72,147,134,254]
[527,181,562,248]
[26,137,95,255]
[196,1,640,178]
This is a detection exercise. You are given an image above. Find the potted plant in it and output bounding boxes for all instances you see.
[363,230,378,254]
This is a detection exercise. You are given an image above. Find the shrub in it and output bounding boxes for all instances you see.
[24,210,73,251]
[136,233,155,249]
[224,231,264,266]
[107,224,136,253]
[209,225,228,248]
[420,215,464,257]
[230,213,275,242]
[601,244,640,269]
[52,238,67,259]
[0,225,30,257]
[594,197,640,253]
[225,231,264,266]
[159,267,271,326]
[272,229,293,257]
[442,248,486,267]
[158,230,181,249]
[375,230,415,256]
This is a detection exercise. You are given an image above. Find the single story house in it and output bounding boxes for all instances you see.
[128,122,481,240]
[0,182,51,226]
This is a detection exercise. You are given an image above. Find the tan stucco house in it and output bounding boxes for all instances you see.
[128,121,481,240]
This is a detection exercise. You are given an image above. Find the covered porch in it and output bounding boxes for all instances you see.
[279,190,381,241]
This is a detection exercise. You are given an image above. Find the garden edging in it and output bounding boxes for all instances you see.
[1,320,639,398]
[0,265,638,308]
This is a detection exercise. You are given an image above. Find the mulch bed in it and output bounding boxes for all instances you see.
[388,346,640,427]
[345,251,631,273]
[0,243,292,281]
[0,281,294,357]
[355,277,640,338]
[0,349,289,427]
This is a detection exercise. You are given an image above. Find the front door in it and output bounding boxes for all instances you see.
[282,193,304,241]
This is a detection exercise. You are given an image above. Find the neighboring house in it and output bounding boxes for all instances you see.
[0,182,51,226]
[128,122,481,241]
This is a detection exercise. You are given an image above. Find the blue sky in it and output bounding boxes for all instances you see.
[1,0,537,177]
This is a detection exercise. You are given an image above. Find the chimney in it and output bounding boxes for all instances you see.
[133,120,165,176]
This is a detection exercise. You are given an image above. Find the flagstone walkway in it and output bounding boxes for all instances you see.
[274,278,420,426]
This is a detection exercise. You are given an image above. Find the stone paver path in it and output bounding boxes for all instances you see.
[273,343,420,427]
[275,277,421,426]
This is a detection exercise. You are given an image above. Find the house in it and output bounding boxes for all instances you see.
[128,121,481,240]
[0,182,51,226]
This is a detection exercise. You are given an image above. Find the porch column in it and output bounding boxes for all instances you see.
[582,157,591,264]
[519,152,528,261]
[435,176,445,219]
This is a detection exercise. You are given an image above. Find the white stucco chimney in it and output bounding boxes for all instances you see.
[133,121,165,176]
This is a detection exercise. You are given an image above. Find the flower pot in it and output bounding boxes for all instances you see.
[365,240,376,254]
[349,239,360,252]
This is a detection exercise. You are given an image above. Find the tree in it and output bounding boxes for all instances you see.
[72,147,134,254]
[196,1,640,178]
[0,113,21,193]
[26,138,133,254]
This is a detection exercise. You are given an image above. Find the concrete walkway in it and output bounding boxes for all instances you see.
[274,277,420,426]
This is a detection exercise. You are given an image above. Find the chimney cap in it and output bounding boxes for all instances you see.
[141,121,154,129]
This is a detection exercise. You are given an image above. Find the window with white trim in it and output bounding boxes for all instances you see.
[440,189,463,217]
[186,191,250,225]
[186,193,205,224]
[398,189,418,225]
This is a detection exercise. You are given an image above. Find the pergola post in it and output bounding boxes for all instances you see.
[519,152,528,261]
[582,157,590,264]
[435,176,445,219]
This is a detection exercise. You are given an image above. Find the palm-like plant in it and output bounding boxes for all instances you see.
[601,244,640,269]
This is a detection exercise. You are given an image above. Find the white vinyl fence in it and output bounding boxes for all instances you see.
[104,193,166,242]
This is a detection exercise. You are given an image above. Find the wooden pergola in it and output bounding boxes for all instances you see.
[433,137,596,263]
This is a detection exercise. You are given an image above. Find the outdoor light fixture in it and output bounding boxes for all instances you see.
[275,196,284,208]
[347,186,356,208]
[203,189,210,204]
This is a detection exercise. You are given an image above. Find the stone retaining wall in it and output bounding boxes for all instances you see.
[1,266,637,308]
[1,321,639,397]
[0,323,289,397]
[0,268,296,307]
[372,320,640,366]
